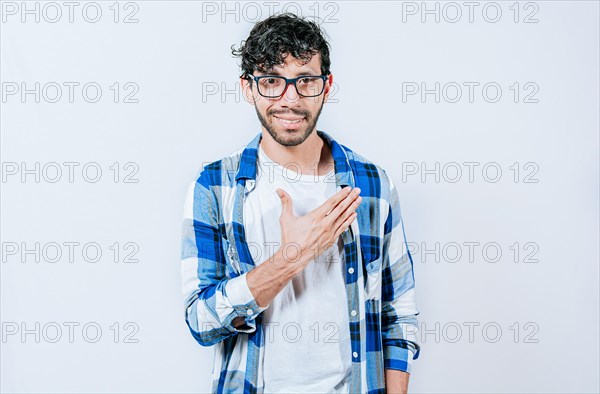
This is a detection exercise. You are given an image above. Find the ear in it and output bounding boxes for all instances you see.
[323,73,334,103]
[240,77,255,105]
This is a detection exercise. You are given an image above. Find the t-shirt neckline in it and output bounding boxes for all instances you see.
[258,144,335,183]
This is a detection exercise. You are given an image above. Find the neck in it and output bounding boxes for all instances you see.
[259,130,334,176]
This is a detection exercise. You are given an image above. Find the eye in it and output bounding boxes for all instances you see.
[261,77,282,86]
[299,77,318,85]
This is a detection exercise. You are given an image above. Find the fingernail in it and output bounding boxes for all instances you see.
[355,187,361,194]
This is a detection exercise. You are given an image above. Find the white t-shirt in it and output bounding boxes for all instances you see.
[242,144,352,393]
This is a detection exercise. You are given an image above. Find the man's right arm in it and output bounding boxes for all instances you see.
[182,174,362,342]
[181,175,270,346]
[243,185,363,319]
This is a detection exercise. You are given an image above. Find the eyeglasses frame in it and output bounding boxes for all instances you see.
[245,74,329,98]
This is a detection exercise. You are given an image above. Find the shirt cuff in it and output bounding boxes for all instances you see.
[225,272,270,332]
[384,344,417,374]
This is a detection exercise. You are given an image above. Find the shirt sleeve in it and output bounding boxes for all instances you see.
[181,173,270,347]
[380,169,421,373]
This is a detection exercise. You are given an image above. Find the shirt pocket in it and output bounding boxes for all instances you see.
[357,226,382,275]
[365,255,382,274]
[353,199,382,275]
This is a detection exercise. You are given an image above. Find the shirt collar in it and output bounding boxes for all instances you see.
[235,130,355,188]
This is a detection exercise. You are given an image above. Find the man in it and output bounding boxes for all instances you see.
[181,13,421,394]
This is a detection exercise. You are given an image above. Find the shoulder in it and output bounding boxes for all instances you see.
[339,143,394,201]
[190,144,245,190]
[183,145,246,220]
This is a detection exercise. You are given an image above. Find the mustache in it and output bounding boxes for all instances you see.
[269,108,309,117]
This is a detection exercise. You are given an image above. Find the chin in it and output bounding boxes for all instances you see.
[272,129,309,146]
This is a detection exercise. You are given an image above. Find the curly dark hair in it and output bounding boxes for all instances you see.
[231,13,331,81]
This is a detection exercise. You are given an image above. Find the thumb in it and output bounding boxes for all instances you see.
[276,188,293,217]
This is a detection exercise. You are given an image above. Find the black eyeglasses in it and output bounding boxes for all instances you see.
[247,74,328,98]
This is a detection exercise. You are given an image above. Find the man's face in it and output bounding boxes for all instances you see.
[241,53,333,147]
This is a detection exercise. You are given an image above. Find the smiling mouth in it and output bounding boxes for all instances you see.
[275,116,303,124]
[273,115,306,128]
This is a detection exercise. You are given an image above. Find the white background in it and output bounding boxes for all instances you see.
[1,1,598,393]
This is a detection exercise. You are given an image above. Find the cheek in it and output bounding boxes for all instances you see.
[257,103,270,115]
[254,96,272,111]
[306,99,323,114]
[256,103,274,119]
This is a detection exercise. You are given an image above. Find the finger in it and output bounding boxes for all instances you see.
[327,188,361,221]
[333,211,357,240]
[332,195,362,229]
[323,187,358,217]
[318,186,353,217]
[277,188,293,217]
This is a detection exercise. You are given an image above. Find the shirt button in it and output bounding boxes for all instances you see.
[246,309,253,315]
[351,310,357,317]
[353,352,358,358]
[348,267,354,274]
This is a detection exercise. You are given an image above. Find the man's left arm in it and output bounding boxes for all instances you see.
[380,169,421,393]
[385,369,410,394]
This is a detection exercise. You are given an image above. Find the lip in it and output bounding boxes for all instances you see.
[273,115,305,130]
[273,115,305,121]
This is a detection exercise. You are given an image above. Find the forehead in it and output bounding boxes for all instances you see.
[258,52,321,75]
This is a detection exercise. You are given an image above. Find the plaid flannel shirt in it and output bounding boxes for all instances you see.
[181,130,421,393]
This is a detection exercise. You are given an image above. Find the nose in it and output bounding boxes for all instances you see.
[280,81,300,103]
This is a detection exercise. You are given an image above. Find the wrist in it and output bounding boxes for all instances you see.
[271,246,307,276]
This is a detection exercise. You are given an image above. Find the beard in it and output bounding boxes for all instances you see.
[254,97,325,147]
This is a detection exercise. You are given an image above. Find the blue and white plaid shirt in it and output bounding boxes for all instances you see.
[181,130,421,393]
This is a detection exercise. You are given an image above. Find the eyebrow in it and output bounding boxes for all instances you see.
[257,69,320,77]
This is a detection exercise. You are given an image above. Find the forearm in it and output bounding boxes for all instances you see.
[385,369,410,394]
[233,248,302,327]
[381,169,419,392]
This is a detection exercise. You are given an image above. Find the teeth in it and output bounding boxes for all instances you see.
[277,117,302,124]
